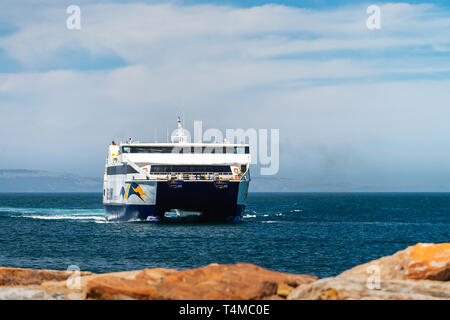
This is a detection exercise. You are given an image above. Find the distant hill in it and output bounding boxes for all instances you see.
[0,169,294,193]
[0,169,102,192]
[2,169,424,193]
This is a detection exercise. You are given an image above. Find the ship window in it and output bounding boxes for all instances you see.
[150,165,231,173]
[121,146,249,154]
[223,147,250,154]
[107,165,138,175]
[122,147,175,153]
[225,147,234,154]
[136,147,174,153]
[171,147,184,154]
[192,147,221,154]
[202,146,216,154]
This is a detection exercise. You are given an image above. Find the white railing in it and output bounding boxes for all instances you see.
[148,172,239,181]
[125,160,248,181]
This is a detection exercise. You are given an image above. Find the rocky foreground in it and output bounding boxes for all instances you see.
[0,243,449,300]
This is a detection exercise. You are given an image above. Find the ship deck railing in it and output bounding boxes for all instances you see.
[130,172,247,181]
[150,172,240,180]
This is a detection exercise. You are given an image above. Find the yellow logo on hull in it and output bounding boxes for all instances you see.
[122,183,148,202]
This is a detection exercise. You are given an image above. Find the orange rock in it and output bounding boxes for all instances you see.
[86,268,177,300]
[337,243,450,282]
[0,267,92,286]
[276,282,294,298]
[288,278,450,300]
[3,243,448,300]
[85,263,317,300]
[148,263,316,300]
[320,288,339,300]
[87,275,157,300]
[135,268,178,284]
[406,243,450,280]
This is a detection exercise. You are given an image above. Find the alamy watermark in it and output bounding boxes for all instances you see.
[164,120,279,176]
[67,5,380,31]
[66,265,82,290]
[366,265,381,290]
[366,5,381,30]
[66,5,81,30]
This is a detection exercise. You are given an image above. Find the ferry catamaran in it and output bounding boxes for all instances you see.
[103,118,251,222]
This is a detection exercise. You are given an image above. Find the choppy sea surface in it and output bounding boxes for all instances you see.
[0,192,448,278]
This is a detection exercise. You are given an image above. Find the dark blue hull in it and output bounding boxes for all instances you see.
[104,181,245,222]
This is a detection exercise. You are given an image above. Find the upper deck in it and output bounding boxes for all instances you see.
[116,142,250,166]
[105,118,251,181]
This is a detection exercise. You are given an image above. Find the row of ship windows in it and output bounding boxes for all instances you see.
[106,165,245,175]
[151,165,232,173]
[121,146,250,154]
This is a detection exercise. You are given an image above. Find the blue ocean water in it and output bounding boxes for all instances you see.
[0,192,448,278]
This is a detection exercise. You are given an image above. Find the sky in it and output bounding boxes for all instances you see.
[1,0,450,191]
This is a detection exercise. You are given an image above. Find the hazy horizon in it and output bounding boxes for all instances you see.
[2,168,450,192]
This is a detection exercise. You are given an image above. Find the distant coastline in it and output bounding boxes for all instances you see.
[2,169,450,193]
[0,169,102,193]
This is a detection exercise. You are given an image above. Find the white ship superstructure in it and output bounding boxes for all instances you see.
[103,118,251,222]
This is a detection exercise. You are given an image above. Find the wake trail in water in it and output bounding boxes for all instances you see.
[0,205,305,223]
[0,206,106,222]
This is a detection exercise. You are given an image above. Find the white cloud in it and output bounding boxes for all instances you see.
[1,2,450,191]
[2,3,450,66]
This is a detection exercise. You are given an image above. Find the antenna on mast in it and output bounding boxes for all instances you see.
[172,116,186,143]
